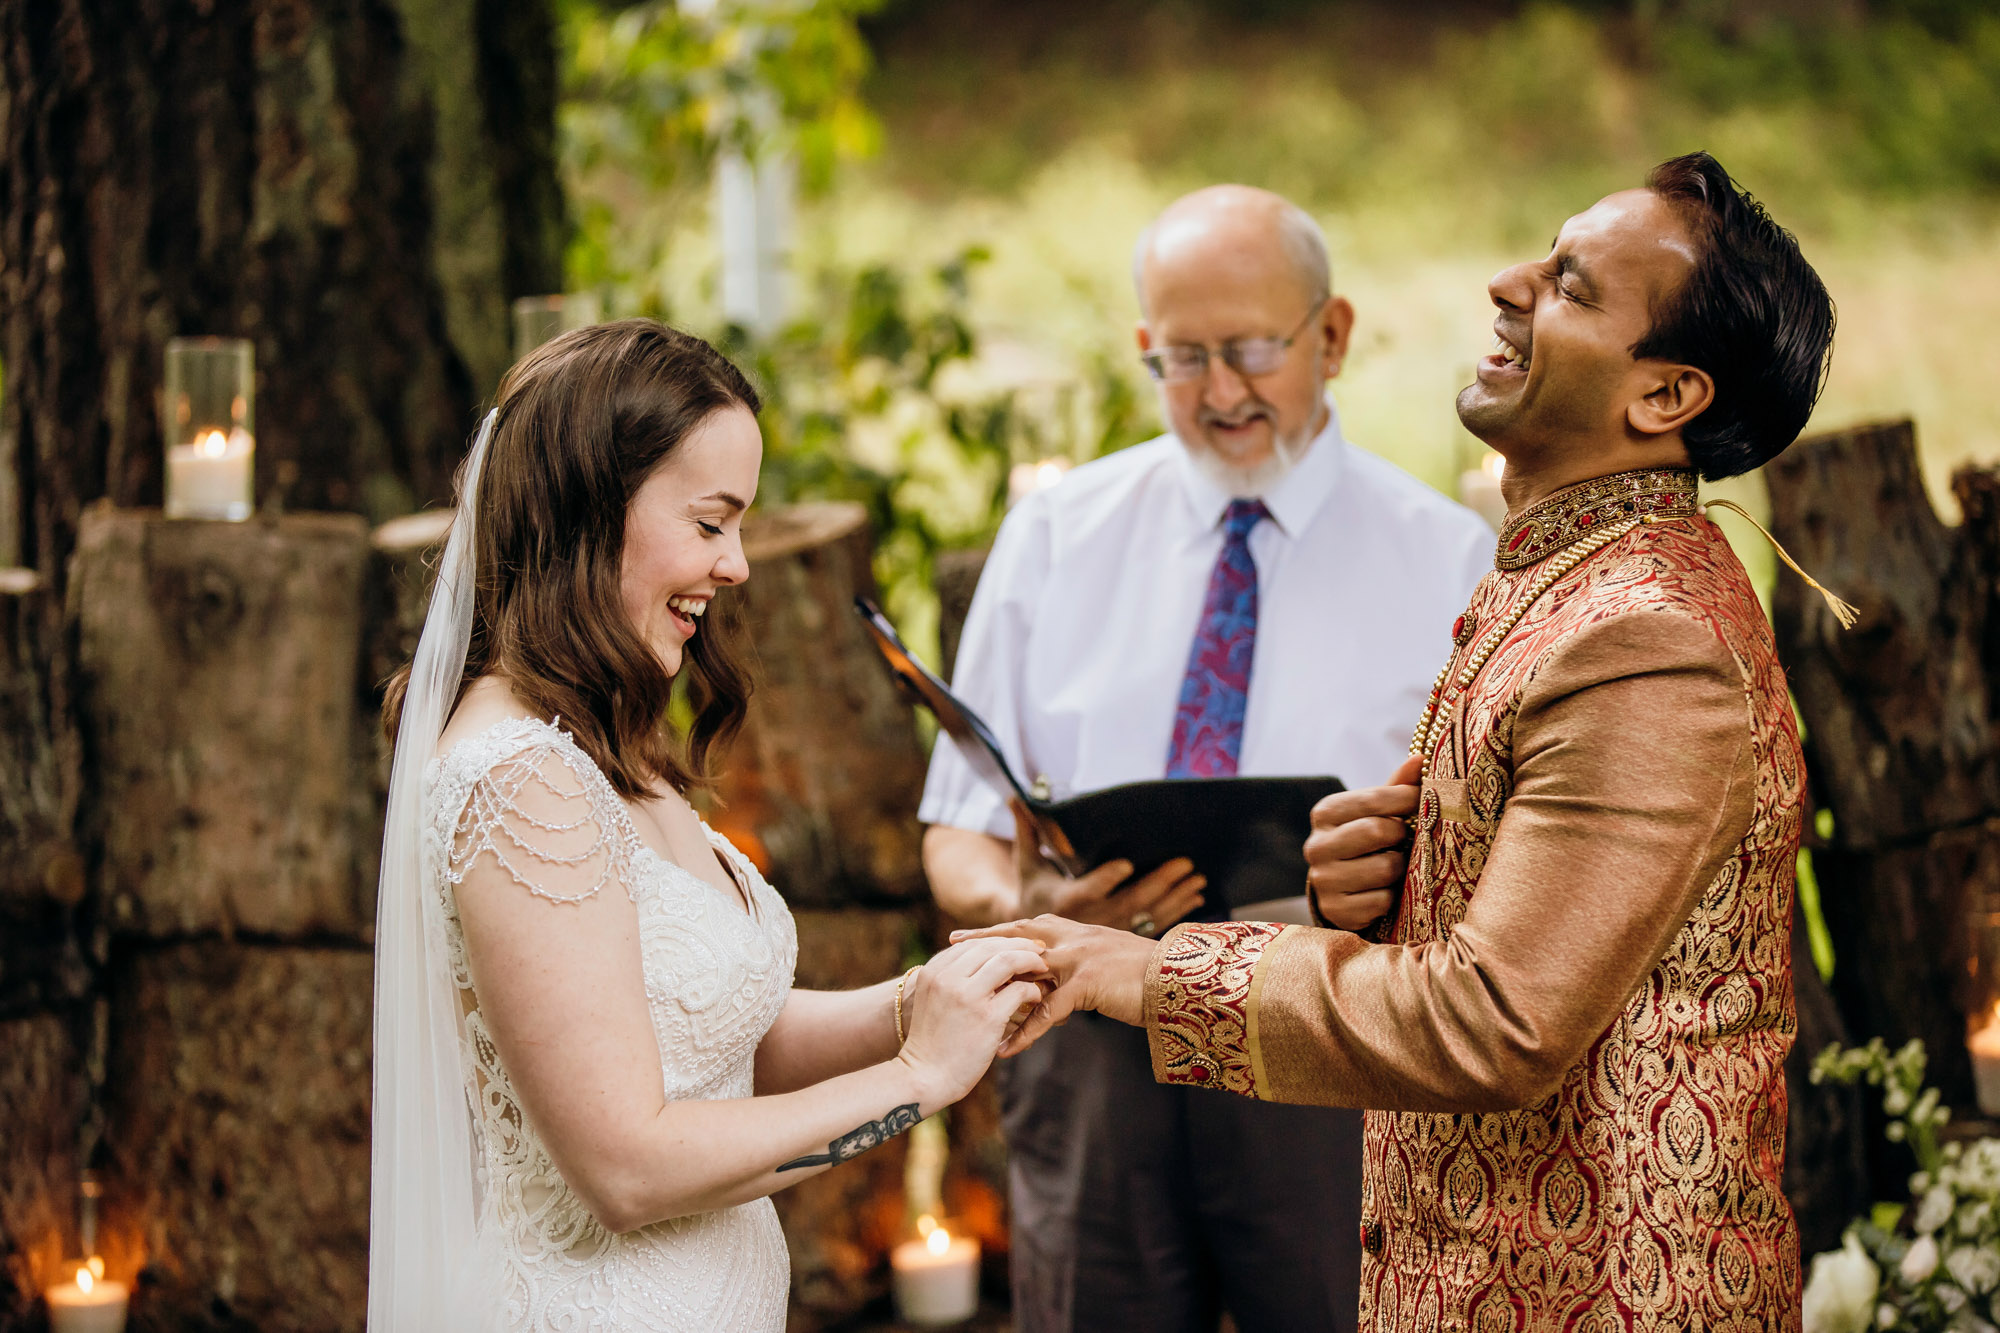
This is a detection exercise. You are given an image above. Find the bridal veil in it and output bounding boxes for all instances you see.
[368,409,498,1330]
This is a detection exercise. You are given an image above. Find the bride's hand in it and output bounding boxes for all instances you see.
[897,938,1051,1108]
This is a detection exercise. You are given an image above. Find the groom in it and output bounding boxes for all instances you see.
[961,151,1834,1330]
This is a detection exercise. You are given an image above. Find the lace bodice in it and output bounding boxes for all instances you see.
[427,716,798,1332]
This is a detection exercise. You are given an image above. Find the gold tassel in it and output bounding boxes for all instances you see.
[1701,498,1860,630]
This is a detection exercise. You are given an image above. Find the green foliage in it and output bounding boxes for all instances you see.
[722,247,1147,665]
[1814,1038,1950,1179]
[559,0,882,301]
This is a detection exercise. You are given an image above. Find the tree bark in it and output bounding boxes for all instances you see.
[0,0,566,585]
[1766,419,2000,1184]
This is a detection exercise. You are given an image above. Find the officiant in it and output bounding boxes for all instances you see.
[916,185,1491,1333]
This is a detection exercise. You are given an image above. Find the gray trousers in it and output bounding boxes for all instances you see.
[1000,1011,1362,1333]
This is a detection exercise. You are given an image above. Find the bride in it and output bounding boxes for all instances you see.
[369,318,1049,1331]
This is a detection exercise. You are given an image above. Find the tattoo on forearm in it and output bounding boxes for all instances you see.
[776,1103,922,1172]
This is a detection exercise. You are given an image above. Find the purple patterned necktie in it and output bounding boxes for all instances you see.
[1165,498,1270,778]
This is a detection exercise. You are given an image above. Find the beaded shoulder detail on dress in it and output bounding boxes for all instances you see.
[429,715,643,905]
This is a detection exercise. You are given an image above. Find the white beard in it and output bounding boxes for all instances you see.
[1184,421,1314,499]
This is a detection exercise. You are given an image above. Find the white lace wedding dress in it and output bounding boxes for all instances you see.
[426,716,798,1331]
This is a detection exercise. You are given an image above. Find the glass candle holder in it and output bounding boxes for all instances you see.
[162,337,255,521]
[512,293,602,363]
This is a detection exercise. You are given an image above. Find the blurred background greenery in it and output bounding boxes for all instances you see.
[556,0,2000,657]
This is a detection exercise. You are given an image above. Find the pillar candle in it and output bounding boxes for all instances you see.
[165,427,254,521]
[1970,1006,2000,1116]
[45,1263,127,1333]
[1458,453,1508,530]
[891,1223,979,1326]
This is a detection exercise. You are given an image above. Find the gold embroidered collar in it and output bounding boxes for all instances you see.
[1493,467,1699,571]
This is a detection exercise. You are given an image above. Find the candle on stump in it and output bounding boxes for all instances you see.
[45,1258,127,1333]
[1971,1002,2000,1116]
[1458,452,1508,530]
[891,1215,980,1327]
[1007,457,1071,508]
[162,337,255,521]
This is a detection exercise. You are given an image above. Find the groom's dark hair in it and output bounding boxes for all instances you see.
[383,319,758,799]
[1633,151,1835,481]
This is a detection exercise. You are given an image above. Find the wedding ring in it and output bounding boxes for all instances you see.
[1130,912,1158,938]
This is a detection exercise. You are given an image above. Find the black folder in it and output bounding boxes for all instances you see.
[856,597,1343,914]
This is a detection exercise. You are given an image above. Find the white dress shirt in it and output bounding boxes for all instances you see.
[918,401,1493,840]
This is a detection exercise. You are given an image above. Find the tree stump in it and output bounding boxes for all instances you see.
[935,546,990,683]
[1766,419,2000,1187]
[71,508,375,939]
[712,502,931,907]
[103,943,372,1333]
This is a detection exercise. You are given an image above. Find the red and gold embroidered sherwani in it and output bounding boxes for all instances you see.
[1142,468,1804,1332]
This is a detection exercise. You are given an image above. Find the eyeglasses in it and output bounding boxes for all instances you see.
[1140,301,1324,383]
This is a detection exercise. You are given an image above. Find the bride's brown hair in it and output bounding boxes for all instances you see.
[384,319,759,798]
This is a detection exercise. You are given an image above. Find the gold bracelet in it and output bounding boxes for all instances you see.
[894,965,922,1045]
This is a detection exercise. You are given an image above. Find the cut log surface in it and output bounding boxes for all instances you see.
[1767,418,2000,1116]
[72,508,375,939]
[103,942,371,1333]
[715,502,931,907]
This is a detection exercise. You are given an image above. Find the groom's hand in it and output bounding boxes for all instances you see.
[1306,754,1422,931]
[950,915,1157,1055]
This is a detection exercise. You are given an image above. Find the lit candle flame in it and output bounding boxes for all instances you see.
[926,1226,952,1256]
[195,429,229,459]
[87,1256,104,1279]
[1482,453,1506,480]
[915,1213,937,1237]
[76,1266,93,1295]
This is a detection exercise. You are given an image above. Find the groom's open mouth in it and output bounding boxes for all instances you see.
[1478,324,1532,381]
[666,594,709,637]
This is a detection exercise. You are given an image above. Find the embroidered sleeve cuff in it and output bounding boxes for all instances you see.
[1142,920,1295,1098]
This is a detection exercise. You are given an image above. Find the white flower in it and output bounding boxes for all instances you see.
[1906,1234,1942,1284]
[1878,1304,1898,1328]
[1918,1187,1959,1234]
[1941,1281,1969,1313]
[1803,1234,1881,1333]
[1960,1141,2000,1194]
[1953,1245,2000,1296]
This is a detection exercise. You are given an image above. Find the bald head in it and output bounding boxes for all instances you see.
[1133,185,1331,317]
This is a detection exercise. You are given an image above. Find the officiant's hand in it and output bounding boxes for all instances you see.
[948,914,1155,1056]
[1010,802,1206,935]
[1305,755,1421,931]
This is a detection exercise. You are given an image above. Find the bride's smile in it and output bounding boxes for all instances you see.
[618,403,760,674]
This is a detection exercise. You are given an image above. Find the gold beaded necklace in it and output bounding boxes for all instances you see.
[1407,515,1646,775]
